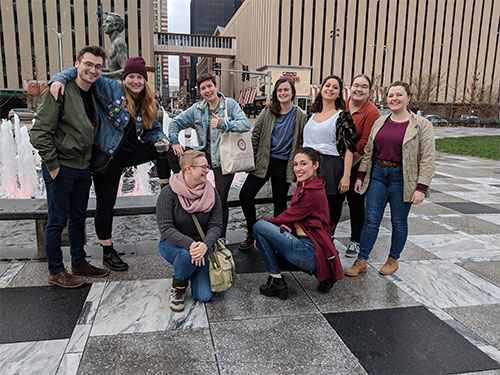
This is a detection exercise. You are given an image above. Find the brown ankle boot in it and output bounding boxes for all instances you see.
[345,259,367,277]
[379,257,398,275]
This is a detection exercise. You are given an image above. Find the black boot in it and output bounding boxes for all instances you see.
[259,275,289,300]
[102,244,129,271]
[317,277,336,293]
[238,233,255,251]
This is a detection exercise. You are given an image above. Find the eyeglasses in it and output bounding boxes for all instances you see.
[81,61,103,71]
[190,165,210,170]
[352,84,370,91]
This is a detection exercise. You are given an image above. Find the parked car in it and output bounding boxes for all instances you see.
[460,114,480,123]
[8,108,36,122]
[425,114,448,124]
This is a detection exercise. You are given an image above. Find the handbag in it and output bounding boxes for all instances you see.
[89,146,112,175]
[218,99,255,175]
[191,214,237,292]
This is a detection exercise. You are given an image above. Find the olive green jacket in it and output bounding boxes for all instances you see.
[251,106,308,183]
[30,80,99,171]
[358,112,435,202]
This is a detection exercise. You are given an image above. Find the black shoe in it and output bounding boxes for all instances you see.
[238,234,255,251]
[317,277,337,293]
[259,275,289,300]
[103,246,129,271]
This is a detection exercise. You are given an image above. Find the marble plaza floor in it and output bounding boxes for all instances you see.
[1,131,500,374]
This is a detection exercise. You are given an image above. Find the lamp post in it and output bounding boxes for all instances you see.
[369,44,389,88]
[51,29,74,71]
[330,25,341,75]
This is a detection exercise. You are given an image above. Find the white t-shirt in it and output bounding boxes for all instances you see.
[303,110,342,156]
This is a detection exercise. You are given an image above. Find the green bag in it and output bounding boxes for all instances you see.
[191,214,237,292]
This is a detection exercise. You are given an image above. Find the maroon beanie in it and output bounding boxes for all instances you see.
[122,57,148,80]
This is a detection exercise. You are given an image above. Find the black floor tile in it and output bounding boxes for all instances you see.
[0,284,91,344]
[491,184,500,189]
[324,306,500,375]
[436,202,500,214]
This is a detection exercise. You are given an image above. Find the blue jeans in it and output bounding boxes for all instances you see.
[253,220,317,275]
[158,239,213,302]
[358,164,412,260]
[42,164,92,275]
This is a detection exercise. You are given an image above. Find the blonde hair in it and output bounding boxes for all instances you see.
[123,81,157,129]
[179,150,206,171]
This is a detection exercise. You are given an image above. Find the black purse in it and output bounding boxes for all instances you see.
[90,146,112,175]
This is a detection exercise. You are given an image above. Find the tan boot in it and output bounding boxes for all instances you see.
[379,257,399,275]
[345,259,367,277]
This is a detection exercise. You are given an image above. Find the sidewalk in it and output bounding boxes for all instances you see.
[1,128,500,374]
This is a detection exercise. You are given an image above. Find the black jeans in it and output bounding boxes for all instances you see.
[93,143,171,240]
[239,157,290,235]
[328,162,365,242]
[167,149,234,238]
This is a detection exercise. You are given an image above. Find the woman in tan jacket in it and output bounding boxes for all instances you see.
[345,81,435,277]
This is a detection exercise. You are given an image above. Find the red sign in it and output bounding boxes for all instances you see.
[280,72,300,82]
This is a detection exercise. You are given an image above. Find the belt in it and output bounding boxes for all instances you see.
[376,159,401,168]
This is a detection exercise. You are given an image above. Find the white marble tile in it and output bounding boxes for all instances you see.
[90,279,208,336]
[407,233,500,261]
[0,263,24,288]
[391,260,500,309]
[0,339,67,375]
[77,282,106,325]
[334,219,390,238]
[464,178,500,185]
[56,353,81,375]
[476,214,500,226]
[444,191,500,204]
[66,324,91,353]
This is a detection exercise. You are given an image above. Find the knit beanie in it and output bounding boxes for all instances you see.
[122,57,148,80]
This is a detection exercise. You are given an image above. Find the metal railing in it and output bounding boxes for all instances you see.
[154,32,236,50]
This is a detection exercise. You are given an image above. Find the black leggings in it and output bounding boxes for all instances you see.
[93,143,171,240]
[239,157,290,234]
[328,162,365,242]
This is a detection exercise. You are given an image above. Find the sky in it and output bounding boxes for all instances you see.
[168,0,191,87]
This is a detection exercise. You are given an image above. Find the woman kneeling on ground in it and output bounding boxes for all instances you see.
[253,147,344,300]
[157,150,222,312]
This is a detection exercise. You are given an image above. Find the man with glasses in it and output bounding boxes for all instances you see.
[30,46,109,288]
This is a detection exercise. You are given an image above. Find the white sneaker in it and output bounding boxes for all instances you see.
[345,242,360,258]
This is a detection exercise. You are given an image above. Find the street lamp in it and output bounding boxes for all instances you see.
[51,28,74,71]
[369,44,389,88]
[330,25,341,75]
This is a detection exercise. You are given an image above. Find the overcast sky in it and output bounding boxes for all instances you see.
[168,0,191,87]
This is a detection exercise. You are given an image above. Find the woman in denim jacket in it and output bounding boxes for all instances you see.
[51,57,170,272]
[168,73,251,240]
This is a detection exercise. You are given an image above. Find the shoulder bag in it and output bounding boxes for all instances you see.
[191,214,237,292]
[218,99,255,175]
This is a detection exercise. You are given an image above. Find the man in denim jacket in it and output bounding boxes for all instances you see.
[168,73,251,239]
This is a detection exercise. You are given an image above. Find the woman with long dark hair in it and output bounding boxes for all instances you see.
[50,57,171,272]
[303,75,358,235]
[238,77,307,251]
[253,147,344,299]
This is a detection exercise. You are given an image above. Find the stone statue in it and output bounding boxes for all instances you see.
[102,13,128,79]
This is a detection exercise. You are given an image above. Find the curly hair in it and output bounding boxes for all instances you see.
[310,75,346,113]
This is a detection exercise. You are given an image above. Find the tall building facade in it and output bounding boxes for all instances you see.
[218,0,500,112]
[0,0,155,91]
[154,0,169,99]
[188,0,244,102]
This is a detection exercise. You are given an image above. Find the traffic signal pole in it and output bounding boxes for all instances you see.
[214,67,273,104]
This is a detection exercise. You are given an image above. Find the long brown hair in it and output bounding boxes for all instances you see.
[266,77,296,115]
[123,82,157,129]
[310,75,346,113]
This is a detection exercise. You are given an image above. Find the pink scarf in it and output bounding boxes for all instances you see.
[169,172,215,213]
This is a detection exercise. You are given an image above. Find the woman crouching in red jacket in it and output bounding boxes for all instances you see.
[253,147,344,300]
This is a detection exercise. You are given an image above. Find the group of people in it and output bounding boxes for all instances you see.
[30,45,435,313]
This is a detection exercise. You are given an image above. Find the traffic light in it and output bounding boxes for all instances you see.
[213,62,221,75]
[259,76,266,95]
[242,65,249,81]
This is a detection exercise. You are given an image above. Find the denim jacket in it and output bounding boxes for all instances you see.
[52,67,167,156]
[169,93,251,168]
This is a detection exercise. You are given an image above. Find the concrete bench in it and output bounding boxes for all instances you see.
[0,195,290,258]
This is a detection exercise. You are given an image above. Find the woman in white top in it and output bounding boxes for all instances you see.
[303,75,358,233]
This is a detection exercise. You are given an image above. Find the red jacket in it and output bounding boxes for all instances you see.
[266,176,344,283]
